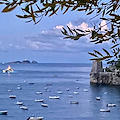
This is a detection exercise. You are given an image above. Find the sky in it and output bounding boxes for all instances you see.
[0,4,110,63]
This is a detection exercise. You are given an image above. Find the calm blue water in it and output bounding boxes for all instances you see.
[0,63,120,120]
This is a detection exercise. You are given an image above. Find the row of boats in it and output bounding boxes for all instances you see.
[0,97,117,116]
[8,93,60,110]
[1,84,87,118]
[0,83,49,120]
[8,91,117,112]
[0,81,117,120]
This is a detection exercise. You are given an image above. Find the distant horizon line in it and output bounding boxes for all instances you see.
[0,62,92,64]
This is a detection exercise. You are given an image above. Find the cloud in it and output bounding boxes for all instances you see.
[66,22,93,31]
[53,25,64,30]
[9,44,12,46]
[0,20,109,55]
[25,21,109,54]
[100,20,109,31]
[26,40,54,50]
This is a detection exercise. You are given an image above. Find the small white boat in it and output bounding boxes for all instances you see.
[49,96,60,99]
[16,101,23,105]
[24,80,27,83]
[83,89,89,92]
[107,103,116,107]
[57,91,63,94]
[9,94,16,99]
[20,106,28,110]
[17,85,22,90]
[76,87,79,89]
[0,111,7,115]
[36,91,42,94]
[70,101,79,104]
[66,88,69,91]
[7,89,12,92]
[68,95,73,98]
[100,109,110,112]
[89,100,91,102]
[96,96,100,100]
[46,89,51,92]
[34,99,44,102]
[103,92,108,94]
[41,103,48,107]
[27,116,44,120]
[73,91,79,95]
[44,87,48,90]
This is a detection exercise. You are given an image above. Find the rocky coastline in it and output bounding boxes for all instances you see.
[6,59,38,64]
[90,61,120,85]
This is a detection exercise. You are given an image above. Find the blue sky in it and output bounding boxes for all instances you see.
[0,6,110,63]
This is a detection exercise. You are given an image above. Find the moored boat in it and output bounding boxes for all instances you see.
[36,91,42,94]
[73,91,79,94]
[17,85,22,90]
[7,89,12,92]
[29,83,34,85]
[49,96,60,99]
[57,91,63,94]
[41,103,48,107]
[20,105,28,110]
[68,95,73,98]
[70,101,79,104]
[16,101,23,105]
[0,111,7,115]
[83,89,89,92]
[100,109,110,112]
[9,94,16,99]
[3,65,14,73]
[34,99,44,102]
[76,87,79,89]
[66,88,69,91]
[27,116,44,120]
[107,103,116,107]
[96,96,100,100]
[46,83,52,86]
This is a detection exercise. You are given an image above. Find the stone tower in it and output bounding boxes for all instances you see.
[91,61,103,73]
[90,61,103,84]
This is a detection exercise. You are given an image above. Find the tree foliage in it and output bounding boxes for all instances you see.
[1,0,120,61]
[107,55,120,69]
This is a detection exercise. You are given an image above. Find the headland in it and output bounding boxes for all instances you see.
[90,61,120,85]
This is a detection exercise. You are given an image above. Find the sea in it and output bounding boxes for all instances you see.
[0,63,120,120]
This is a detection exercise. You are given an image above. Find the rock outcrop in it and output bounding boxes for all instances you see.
[90,61,120,85]
[7,59,38,64]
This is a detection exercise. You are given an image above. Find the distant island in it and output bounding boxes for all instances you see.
[6,59,38,64]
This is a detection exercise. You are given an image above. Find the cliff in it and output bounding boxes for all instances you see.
[90,61,120,85]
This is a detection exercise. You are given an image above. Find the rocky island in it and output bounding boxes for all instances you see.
[7,59,38,64]
[90,59,120,85]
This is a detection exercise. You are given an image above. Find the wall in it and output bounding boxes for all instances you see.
[90,61,120,85]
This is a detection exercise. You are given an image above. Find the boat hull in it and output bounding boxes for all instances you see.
[0,111,7,115]
[28,117,44,120]
[49,96,60,99]
[107,104,116,107]
[100,109,110,112]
